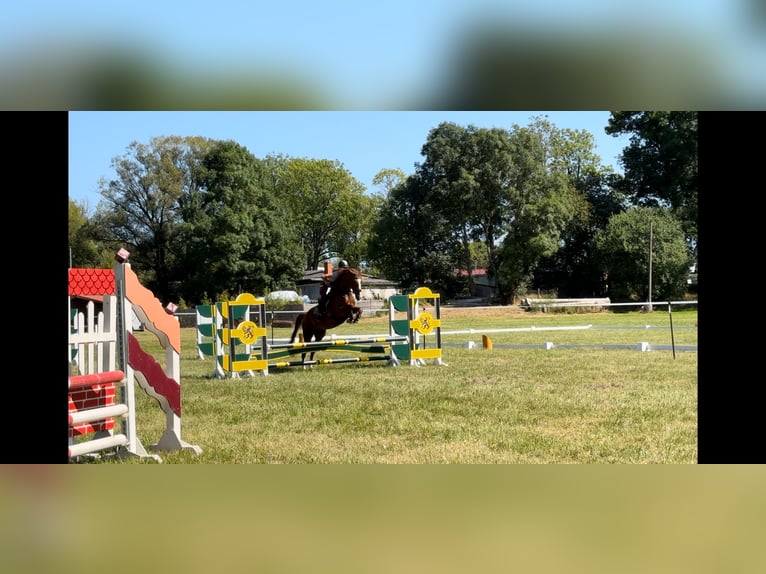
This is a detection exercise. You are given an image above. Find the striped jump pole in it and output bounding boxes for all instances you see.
[68,369,125,388]
[267,336,407,350]
[268,355,394,369]
[265,336,406,367]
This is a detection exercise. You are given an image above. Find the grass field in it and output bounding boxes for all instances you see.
[77,305,698,464]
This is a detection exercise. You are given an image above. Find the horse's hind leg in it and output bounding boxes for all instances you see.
[305,330,326,368]
[301,350,319,369]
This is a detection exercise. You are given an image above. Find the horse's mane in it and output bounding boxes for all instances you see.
[332,267,360,295]
[335,266,359,281]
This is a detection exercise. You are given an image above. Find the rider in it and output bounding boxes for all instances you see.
[318,259,348,315]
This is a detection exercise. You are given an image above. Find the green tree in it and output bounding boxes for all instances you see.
[90,135,214,303]
[468,241,489,270]
[68,198,111,268]
[605,111,698,252]
[175,141,304,303]
[368,120,585,302]
[273,157,370,270]
[372,168,406,195]
[367,173,464,295]
[595,207,690,302]
[331,191,381,273]
[534,168,626,297]
[527,116,627,296]
[491,124,584,303]
[418,122,517,292]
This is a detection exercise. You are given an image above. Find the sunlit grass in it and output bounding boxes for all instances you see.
[81,309,697,464]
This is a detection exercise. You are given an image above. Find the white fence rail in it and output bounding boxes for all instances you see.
[177,299,697,353]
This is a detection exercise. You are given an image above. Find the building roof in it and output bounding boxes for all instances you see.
[68,268,115,296]
[456,268,488,277]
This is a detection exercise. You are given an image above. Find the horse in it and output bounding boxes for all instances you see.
[289,267,363,364]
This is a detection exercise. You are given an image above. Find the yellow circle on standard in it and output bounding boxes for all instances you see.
[238,321,260,344]
[417,312,434,334]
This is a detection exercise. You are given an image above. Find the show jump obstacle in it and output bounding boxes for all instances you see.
[196,287,445,377]
[68,248,202,462]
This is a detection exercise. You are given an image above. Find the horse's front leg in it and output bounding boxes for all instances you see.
[349,308,362,324]
[302,351,317,369]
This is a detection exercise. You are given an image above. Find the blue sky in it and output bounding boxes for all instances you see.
[69,111,631,211]
[3,2,764,109]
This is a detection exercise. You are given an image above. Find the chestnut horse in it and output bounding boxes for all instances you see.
[289,267,363,363]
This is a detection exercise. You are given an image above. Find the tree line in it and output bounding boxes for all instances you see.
[68,111,697,307]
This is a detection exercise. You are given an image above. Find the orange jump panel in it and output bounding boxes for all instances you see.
[125,265,180,354]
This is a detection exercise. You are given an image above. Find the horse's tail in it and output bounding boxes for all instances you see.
[289,312,306,343]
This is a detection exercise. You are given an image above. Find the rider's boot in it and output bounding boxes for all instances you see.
[317,297,327,317]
